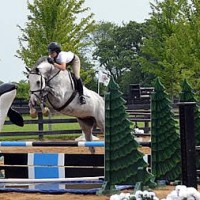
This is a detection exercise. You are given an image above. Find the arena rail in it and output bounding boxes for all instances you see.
[2,103,154,138]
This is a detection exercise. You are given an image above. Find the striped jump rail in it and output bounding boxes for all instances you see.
[0,141,151,147]
[0,153,104,179]
[0,141,105,147]
[0,153,151,179]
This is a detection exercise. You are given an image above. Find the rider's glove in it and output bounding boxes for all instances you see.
[47,57,55,64]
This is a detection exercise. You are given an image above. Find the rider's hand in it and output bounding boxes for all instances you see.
[47,57,55,64]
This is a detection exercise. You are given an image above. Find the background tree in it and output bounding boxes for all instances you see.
[16,0,96,87]
[140,0,189,98]
[163,0,200,97]
[15,80,30,99]
[118,21,155,93]
[79,55,97,91]
[91,21,153,94]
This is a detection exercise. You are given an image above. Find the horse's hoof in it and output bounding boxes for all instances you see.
[30,112,37,118]
[42,107,49,117]
[30,109,37,118]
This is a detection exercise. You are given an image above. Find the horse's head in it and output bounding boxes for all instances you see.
[27,56,55,118]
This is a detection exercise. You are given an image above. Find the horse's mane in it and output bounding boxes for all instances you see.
[32,56,48,70]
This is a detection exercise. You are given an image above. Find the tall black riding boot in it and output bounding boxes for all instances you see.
[76,78,86,105]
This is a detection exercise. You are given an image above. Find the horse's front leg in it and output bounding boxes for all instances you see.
[84,131,95,154]
[29,94,38,118]
[40,99,50,117]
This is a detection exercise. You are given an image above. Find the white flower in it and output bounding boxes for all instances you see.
[166,190,180,200]
[135,190,143,198]
[175,185,187,194]
[110,194,121,200]
[186,187,198,196]
[119,192,130,200]
[186,187,200,200]
[148,191,156,198]
[142,190,150,198]
[165,185,200,200]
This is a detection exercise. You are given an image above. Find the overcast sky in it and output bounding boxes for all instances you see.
[0,0,153,83]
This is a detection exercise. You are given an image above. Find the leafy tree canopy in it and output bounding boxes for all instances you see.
[91,21,153,94]
[16,0,97,93]
[17,0,96,67]
[140,0,200,98]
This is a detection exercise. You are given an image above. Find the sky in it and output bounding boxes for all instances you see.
[0,0,153,83]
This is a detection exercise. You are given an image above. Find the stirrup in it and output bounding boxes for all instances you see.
[79,95,86,105]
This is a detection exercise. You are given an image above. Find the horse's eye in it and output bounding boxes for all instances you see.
[36,80,40,86]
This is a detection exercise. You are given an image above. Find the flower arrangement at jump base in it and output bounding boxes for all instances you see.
[110,190,158,200]
[163,185,200,200]
[109,185,200,200]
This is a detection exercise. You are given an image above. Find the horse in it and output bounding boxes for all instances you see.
[27,56,105,154]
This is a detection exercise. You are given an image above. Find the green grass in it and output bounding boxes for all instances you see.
[2,114,81,132]
[0,134,81,141]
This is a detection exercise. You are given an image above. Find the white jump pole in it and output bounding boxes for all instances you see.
[0,176,104,184]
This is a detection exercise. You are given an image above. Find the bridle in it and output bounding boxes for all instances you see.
[29,66,60,106]
[29,72,46,94]
[29,66,77,111]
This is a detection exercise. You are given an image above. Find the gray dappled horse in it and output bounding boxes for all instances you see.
[27,56,105,154]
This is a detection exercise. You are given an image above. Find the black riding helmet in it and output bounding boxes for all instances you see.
[48,42,61,54]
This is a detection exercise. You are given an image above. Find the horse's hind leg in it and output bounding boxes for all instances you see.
[77,117,96,154]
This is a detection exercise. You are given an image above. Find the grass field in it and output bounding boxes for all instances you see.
[1,114,81,141]
[2,114,81,132]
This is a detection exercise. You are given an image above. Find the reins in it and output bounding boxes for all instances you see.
[46,69,61,84]
[29,64,77,111]
[47,70,77,111]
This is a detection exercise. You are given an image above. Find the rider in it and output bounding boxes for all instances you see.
[47,42,86,105]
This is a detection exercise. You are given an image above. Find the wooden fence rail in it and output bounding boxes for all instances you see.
[1,101,155,138]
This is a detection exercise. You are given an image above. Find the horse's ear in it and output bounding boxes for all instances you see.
[35,68,39,73]
[25,67,31,73]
